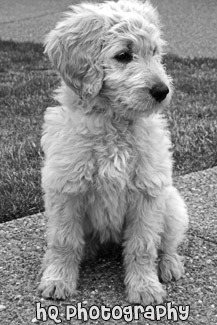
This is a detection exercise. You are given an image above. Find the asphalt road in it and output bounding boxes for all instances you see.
[0,0,217,57]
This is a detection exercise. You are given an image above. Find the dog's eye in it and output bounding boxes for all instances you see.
[114,52,133,63]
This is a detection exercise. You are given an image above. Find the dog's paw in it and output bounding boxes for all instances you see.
[38,279,76,300]
[126,275,166,305]
[158,253,185,282]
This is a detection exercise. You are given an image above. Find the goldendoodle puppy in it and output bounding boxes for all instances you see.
[38,0,189,304]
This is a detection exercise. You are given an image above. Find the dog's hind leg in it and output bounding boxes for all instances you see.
[38,192,85,299]
[158,186,189,282]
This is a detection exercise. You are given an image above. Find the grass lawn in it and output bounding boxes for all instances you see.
[0,40,216,223]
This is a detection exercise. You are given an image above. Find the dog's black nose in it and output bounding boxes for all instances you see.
[149,83,169,103]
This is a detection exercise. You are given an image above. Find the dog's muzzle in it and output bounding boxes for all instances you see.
[149,82,169,103]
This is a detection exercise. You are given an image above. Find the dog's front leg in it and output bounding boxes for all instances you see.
[123,192,166,305]
[38,192,85,300]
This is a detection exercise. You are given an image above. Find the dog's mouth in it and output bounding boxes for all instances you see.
[111,96,166,121]
[96,82,171,120]
[128,87,170,113]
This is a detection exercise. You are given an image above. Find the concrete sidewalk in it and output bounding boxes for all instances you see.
[1,168,217,324]
[0,0,217,324]
[1,0,217,58]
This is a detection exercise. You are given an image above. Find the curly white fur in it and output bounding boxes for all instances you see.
[38,0,189,304]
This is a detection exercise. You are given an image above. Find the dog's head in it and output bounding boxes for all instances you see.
[45,0,172,117]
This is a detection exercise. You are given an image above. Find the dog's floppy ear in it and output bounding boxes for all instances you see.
[44,6,105,99]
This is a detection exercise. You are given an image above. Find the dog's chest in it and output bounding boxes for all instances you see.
[92,128,136,190]
[84,128,136,240]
